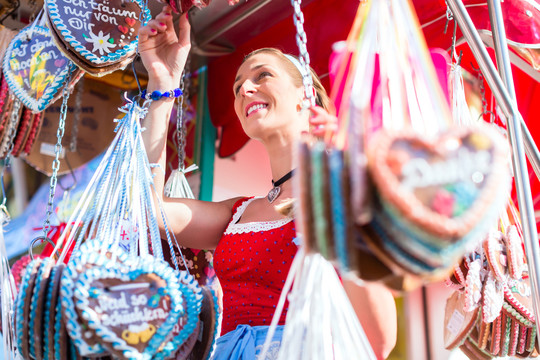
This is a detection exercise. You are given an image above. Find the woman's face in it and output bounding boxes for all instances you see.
[233,53,305,140]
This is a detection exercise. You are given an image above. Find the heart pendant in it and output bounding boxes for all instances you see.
[2,25,77,112]
[267,186,281,204]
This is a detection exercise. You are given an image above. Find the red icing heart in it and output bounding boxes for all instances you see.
[368,124,511,239]
[125,17,136,27]
[118,25,129,34]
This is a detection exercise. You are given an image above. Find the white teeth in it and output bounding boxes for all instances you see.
[247,103,268,116]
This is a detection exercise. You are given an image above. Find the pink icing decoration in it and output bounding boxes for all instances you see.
[431,189,455,217]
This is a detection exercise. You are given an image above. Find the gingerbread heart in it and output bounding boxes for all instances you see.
[2,25,77,113]
[368,124,511,240]
[154,271,202,360]
[45,0,150,67]
[444,290,479,349]
[61,241,132,356]
[73,256,184,359]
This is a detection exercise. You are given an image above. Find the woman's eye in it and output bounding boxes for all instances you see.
[257,71,272,80]
[234,85,241,95]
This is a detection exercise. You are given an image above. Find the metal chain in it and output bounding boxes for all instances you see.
[70,78,84,153]
[291,0,315,109]
[175,58,190,168]
[2,98,22,168]
[0,98,22,209]
[472,65,494,123]
[42,83,71,238]
[69,78,84,152]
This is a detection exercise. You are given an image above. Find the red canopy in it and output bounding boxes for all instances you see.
[207,0,539,158]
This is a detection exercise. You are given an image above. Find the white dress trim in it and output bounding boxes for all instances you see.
[224,197,294,235]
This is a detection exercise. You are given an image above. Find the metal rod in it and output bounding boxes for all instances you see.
[448,1,540,180]
[447,0,540,348]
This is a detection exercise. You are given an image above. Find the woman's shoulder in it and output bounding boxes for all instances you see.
[218,196,254,215]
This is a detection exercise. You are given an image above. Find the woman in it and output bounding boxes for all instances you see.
[138,6,397,359]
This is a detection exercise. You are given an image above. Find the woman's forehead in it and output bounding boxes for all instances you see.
[237,53,283,75]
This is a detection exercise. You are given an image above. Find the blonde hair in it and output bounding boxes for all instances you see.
[243,48,331,111]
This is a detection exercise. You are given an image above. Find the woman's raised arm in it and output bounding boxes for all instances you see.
[138,6,237,250]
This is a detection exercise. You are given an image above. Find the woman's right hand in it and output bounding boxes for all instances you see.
[138,6,191,88]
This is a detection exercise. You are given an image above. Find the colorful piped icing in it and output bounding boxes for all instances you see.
[60,249,109,356]
[2,25,77,112]
[154,270,203,360]
[73,255,183,360]
[29,258,53,359]
[43,265,58,360]
[368,126,511,256]
[15,258,41,358]
[328,150,348,271]
[206,286,221,360]
[45,0,150,65]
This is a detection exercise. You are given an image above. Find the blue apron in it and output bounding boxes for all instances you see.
[211,325,284,360]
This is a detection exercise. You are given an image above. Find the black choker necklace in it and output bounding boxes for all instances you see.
[267,169,295,203]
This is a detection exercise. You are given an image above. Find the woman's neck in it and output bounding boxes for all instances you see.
[263,135,295,183]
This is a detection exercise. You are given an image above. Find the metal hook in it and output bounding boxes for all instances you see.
[57,156,77,192]
[28,236,59,260]
[131,55,143,97]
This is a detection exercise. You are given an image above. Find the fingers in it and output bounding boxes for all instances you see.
[309,105,338,139]
[139,5,174,42]
[176,12,191,47]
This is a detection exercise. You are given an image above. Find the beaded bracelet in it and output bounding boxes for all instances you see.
[142,88,183,101]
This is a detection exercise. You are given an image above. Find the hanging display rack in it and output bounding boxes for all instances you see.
[447,0,540,351]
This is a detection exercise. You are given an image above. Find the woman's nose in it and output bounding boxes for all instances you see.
[239,80,256,96]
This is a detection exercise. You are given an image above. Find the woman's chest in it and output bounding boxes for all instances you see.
[214,223,298,282]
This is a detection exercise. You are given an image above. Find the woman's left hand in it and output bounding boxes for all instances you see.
[309,105,338,141]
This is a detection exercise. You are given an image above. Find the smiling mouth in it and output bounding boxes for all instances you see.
[246,103,268,117]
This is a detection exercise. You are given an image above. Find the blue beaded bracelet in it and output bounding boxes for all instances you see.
[142,88,183,101]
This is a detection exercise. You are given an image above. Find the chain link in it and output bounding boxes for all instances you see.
[291,0,315,109]
[42,83,71,238]
[0,98,22,207]
[175,59,190,168]
[70,78,84,153]
[2,98,22,167]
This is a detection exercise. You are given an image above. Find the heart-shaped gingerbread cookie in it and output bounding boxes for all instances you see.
[61,242,130,356]
[45,0,150,72]
[73,255,184,359]
[368,124,511,240]
[2,25,77,113]
[154,271,202,360]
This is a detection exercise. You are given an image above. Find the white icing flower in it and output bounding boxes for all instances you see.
[205,251,213,262]
[84,29,116,56]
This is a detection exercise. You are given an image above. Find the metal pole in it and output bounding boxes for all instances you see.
[448,1,540,181]
[447,0,540,348]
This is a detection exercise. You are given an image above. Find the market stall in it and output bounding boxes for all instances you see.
[0,0,538,359]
